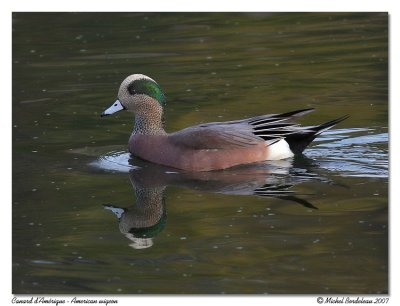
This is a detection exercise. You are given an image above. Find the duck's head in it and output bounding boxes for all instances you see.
[101,74,166,118]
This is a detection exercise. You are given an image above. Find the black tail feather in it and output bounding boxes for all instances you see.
[285,115,349,154]
[312,115,350,135]
[275,108,315,119]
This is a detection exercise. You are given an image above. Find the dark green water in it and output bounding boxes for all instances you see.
[12,12,388,294]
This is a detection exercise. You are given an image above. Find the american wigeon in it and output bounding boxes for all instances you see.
[101,74,348,171]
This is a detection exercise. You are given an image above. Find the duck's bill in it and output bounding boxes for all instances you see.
[101,99,125,117]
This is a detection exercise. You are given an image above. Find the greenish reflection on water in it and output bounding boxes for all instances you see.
[12,12,387,294]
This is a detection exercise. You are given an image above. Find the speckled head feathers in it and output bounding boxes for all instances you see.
[118,74,166,108]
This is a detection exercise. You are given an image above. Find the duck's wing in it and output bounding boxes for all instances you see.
[169,123,271,150]
[169,108,315,150]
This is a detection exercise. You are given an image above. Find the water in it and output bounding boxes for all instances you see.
[12,12,388,294]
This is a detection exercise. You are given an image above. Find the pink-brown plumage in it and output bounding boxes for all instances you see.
[101,74,348,172]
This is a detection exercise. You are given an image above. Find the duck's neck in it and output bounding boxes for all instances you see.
[133,114,167,136]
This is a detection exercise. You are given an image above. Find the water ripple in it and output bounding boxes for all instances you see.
[306,128,388,178]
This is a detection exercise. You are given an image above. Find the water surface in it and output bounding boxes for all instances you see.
[12,12,388,294]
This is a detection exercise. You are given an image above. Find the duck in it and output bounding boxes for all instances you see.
[101,74,348,172]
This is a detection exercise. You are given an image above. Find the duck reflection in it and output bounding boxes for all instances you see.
[103,156,323,249]
[104,171,167,249]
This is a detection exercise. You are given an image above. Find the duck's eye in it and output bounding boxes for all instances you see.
[114,103,117,106]
[128,82,138,95]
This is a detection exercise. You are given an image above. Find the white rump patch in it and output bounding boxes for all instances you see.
[267,139,294,160]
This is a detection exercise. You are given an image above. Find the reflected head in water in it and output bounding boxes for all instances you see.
[103,181,167,250]
[104,203,167,250]
[100,74,348,171]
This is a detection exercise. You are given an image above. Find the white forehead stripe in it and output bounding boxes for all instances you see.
[128,74,157,83]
